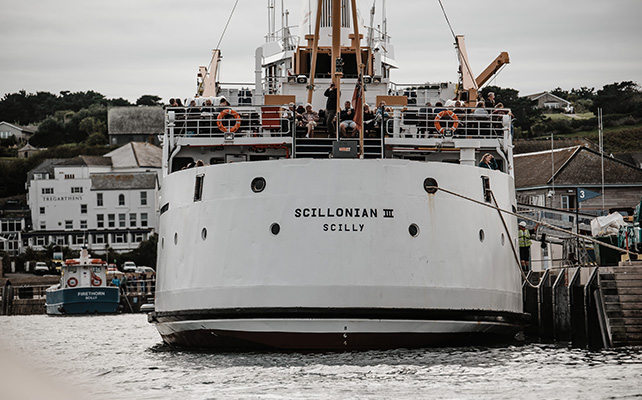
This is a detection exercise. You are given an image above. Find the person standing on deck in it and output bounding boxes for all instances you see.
[518,221,532,272]
[324,82,338,135]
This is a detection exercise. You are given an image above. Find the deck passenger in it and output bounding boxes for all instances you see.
[324,82,338,134]
[339,101,358,138]
[301,103,319,138]
[363,104,376,137]
[486,92,496,108]
[479,153,498,170]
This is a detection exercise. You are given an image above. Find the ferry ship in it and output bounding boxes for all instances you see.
[45,248,120,315]
[149,0,528,350]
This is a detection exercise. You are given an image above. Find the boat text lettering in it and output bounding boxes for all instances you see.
[295,208,378,218]
[323,223,365,232]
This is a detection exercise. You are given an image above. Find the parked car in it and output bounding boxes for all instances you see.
[135,266,155,274]
[107,264,119,274]
[34,262,49,275]
[122,261,136,272]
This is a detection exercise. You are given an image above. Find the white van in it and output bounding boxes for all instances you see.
[122,261,136,272]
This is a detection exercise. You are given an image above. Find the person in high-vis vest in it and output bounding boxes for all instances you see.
[518,221,532,271]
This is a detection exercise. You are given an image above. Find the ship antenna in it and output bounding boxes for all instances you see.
[196,0,240,97]
[438,0,476,100]
[216,0,241,50]
[437,0,456,40]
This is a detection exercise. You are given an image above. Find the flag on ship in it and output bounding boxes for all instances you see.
[352,73,363,131]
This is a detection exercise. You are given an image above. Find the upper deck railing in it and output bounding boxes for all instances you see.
[165,105,513,140]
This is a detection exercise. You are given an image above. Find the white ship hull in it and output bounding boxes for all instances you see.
[150,159,527,349]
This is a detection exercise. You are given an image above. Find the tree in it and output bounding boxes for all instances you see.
[136,95,163,106]
[592,81,642,115]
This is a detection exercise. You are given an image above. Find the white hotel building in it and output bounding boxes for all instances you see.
[24,142,161,254]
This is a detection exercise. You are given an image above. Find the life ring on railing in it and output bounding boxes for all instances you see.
[91,275,102,287]
[434,110,459,134]
[67,277,78,287]
[217,109,241,133]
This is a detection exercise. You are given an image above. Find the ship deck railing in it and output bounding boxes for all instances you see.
[165,105,512,142]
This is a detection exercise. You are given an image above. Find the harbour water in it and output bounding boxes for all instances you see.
[1,314,642,399]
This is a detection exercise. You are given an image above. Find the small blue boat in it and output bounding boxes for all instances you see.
[46,248,120,315]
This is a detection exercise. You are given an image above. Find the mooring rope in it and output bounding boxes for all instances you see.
[427,185,641,289]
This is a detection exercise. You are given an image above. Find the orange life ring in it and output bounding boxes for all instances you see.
[434,110,459,134]
[90,258,103,264]
[91,275,102,286]
[67,277,78,287]
[217,108,241,133]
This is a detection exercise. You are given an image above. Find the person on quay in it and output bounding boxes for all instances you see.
[518,221,532,272]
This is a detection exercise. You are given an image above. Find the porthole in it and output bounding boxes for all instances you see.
[409,224,419,237]
[479,229,485,243]
[270,223,280,235]
[423,178,438,194]
[161,237,165,249]
[251,177,266,193]
[174,232,178,245]
[501,233,505,246]
[201,228,207,240]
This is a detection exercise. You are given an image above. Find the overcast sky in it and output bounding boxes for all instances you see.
[1,0,641,103]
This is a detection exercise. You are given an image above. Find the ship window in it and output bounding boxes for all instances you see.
[251,177,266,193]
[423,178,438,194]
[174,233,178,245]
[479,229,485,242]
[201,228,207,240]
[270,223,280,235]
[194,174,204,201]
[481,176,492,203]
[408,224,419,237]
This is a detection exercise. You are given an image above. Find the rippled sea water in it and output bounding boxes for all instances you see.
[1,314,642,400]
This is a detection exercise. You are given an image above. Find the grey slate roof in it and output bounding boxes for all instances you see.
[104,142,162,169]
[514,146,642,189]
[108,106,164,135]
[90,172,157,190]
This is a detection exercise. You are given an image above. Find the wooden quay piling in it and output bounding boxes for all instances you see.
[524,261,642,349]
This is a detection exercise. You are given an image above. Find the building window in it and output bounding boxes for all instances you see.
[97,193,103,207]
[94,234,105,244]
[108,214,115,228]
[133,233,145,243]
[97,214,104,228]
[64,174,75,179]
[130,213,137,227]
[141,213,148,227]
[42,188,54,194]
[55,235,66,245]
[114,233,126,243]
[73,235,85,245]
[561,195,570,210]
[118,194,125,206]
[40,207,45,214]
[2,220,21,232]
[71,187,83,194]
[40,221,46,229]
[81,204,87,214]
[65,220,73,229]
[140,191,147,206]
[119,214,126,227]
[36,236,46,246]
[80,220,87,229]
